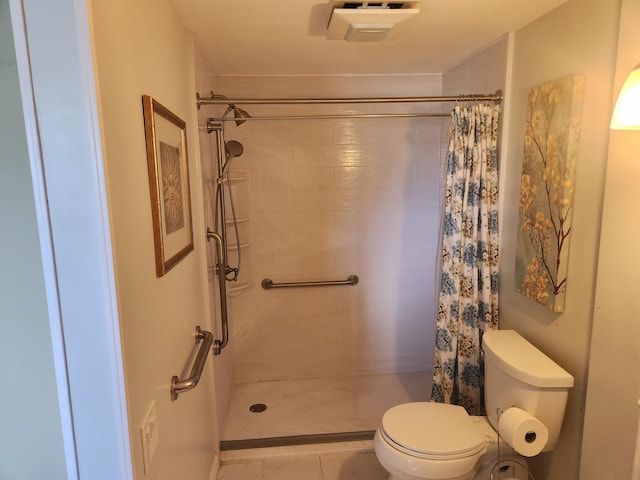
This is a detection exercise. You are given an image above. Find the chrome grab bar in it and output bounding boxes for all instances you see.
[171,326,213,401]
[261,275,359,289]
[206,229,229,355]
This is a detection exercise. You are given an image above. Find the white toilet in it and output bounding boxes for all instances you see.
[374,330,574,480]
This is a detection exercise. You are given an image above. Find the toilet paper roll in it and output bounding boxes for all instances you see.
[498,407,549,457]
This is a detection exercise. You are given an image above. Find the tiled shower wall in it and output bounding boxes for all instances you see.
[213,75,445,382]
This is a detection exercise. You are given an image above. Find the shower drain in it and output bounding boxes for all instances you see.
[249,403,267,413]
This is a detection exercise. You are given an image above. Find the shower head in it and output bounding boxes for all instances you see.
[197,92,252,124]
[229,104,251,126]
[222,140,244,177]
[225,140,244,160]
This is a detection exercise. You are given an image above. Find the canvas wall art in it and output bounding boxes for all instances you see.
[514,76,584,312]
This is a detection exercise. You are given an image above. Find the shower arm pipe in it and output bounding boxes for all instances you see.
[196,90,503,108]
[206,229,229,355]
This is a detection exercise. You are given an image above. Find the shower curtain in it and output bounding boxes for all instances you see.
[431,103,501,416]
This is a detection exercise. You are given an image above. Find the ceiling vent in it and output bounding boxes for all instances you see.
[326,1,420,42]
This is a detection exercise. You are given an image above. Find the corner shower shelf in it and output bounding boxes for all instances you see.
[225,216,251,225]
[227,242,251,251]
[228,173,249,184]
[228,281,254,296]
[207,174,249,186]
[206,268,253,296]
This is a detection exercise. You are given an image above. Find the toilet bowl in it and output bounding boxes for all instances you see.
[374,402,528,480]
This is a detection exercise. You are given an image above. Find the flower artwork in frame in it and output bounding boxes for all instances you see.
[142,95,194,277]
[514,76,584,312]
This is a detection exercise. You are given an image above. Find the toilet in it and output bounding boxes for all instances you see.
[374,330,574,480]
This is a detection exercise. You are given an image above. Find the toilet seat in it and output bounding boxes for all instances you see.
[379,402,486,460]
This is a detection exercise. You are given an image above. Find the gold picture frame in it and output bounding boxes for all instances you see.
[142,95,194,277]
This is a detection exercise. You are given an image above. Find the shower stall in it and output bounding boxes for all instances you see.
[197,78,502,449]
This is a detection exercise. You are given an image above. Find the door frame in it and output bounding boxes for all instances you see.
[10,0,133,478]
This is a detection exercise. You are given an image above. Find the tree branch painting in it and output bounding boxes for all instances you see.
[514,76,584,312]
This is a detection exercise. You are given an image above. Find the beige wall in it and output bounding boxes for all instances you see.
[580,0,640,478]
[442,37,509,97]
[499,0,620,478]
[90,1,217,478]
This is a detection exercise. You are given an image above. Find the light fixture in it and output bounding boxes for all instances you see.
[610,64,640,130]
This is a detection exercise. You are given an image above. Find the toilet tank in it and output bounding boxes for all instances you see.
[482,330,574,452]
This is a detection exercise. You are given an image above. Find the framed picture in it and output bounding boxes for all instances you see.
[142,95,194,277]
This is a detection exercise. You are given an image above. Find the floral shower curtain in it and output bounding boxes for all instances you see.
[430,103,501,416]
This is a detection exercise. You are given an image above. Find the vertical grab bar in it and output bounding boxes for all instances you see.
[206,229,228,355]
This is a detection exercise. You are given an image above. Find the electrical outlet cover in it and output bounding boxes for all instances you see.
[140,401,159,474]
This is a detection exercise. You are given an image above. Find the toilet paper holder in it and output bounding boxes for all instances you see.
[491,408,535,480]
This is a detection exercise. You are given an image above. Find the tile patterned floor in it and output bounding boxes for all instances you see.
[218,449,388,480]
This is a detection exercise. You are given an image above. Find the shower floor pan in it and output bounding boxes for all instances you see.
[221,371,431,450]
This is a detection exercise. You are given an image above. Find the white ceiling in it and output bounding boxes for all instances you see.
[170,0,568,76]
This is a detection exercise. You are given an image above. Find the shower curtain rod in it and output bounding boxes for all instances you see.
[196,90,503,108]
[207,112,451,122]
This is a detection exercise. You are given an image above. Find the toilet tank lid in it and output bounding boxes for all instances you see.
[483,330,574,388]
